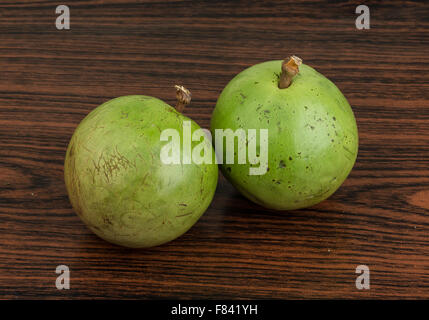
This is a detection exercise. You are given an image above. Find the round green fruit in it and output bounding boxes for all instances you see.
[64,86,218,248]
[211,56,358,210]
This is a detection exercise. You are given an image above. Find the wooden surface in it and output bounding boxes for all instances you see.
[0,0,428,299]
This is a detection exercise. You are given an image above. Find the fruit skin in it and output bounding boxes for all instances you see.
[64,95,218,248]
[211,60,358,210]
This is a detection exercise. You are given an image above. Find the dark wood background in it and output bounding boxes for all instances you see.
[0,0,428,299]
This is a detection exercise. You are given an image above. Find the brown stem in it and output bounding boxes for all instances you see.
[278,55,302,89]
[174,85,191,112]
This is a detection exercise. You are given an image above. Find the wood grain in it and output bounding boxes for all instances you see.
[0,0,428,299]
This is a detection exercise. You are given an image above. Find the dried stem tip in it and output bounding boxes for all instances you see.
[175,85,192,112]
[278,55,302,89]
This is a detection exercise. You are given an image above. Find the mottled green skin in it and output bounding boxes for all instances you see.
[64,95,218,248]
[211,60,358,210]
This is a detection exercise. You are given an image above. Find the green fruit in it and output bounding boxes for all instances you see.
[64,87,218,248]
[211,57,358,210]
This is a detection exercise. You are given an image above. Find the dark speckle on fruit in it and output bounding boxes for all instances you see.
[278,160,286,168]
[103,216,113,226]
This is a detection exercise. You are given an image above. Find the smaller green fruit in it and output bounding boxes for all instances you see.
[211,56,359,210]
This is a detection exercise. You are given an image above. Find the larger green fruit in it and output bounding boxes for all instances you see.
[65,88,218,248]
[211,57,358,210]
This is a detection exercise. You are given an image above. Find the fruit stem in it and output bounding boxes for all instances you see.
[175,85,191,112]
[278,55,302,89]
